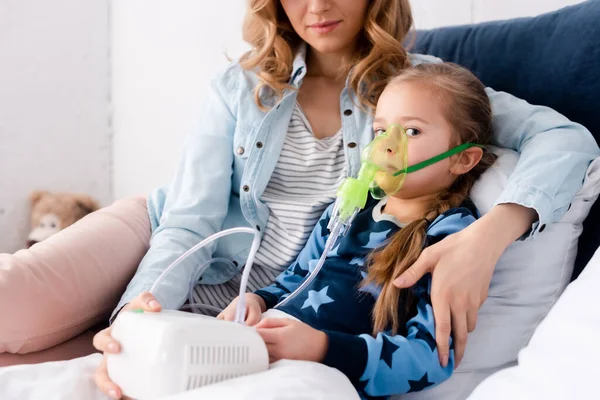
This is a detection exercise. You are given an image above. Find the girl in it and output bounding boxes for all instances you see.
[0,1,596,398]
[218,62,497,398]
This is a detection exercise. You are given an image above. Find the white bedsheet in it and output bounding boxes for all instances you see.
[0,353,360,400]
[0,354,105,400]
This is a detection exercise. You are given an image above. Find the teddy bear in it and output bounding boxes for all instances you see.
[26,191,101,248]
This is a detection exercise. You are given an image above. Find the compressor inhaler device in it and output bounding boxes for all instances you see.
[107,227,268,400]
[106,125,483,399]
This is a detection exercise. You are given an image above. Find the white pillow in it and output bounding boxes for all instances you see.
[467,246,600,400]
[398,150,600,400]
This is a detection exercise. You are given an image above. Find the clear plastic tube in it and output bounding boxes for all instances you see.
[274,220,344,309]
[149,227,260,325]
[150,217,351,323]
[234,228,262,324]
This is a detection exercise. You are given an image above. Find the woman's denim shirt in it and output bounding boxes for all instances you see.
[112,46,600,318]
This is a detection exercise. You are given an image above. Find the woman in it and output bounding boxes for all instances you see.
[0,0,596,398]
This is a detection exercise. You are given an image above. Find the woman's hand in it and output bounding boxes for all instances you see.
[93,292,162,399]
[393,204,537,368]
[256,318,328,363]
[217,293,266,326]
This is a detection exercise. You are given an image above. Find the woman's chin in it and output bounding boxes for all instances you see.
[305,37,355,55]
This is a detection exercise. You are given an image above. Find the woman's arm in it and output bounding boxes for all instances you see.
[111,66,240,318]
[486,88,599,237]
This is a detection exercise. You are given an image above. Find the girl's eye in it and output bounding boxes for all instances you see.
[374,128,385,136]
[406,128,421,137]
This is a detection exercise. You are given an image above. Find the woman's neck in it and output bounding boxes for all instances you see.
[383,194,439,225]
[306,46,353,80]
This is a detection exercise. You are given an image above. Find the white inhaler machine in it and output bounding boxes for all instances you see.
[106,125,483,399]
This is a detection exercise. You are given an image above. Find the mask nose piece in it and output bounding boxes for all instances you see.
[387,124,402,138]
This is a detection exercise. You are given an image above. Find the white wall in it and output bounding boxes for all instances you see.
[111,0,587,199]
[112,0,248,198]
[0,0,111,252]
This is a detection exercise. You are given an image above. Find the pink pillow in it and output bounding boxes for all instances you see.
[0,197,150,355]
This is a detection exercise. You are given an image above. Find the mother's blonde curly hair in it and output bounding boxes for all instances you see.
[240,0,414,111]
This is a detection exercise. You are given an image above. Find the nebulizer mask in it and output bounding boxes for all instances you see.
[106,124,482,400]
[330,123,483,230]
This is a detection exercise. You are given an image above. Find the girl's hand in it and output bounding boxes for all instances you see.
[217,293,266,326]
[93,292,162,399]
[393,204,537,368]
[256,318,328,363]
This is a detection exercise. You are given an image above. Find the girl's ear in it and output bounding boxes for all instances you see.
[449,147,483,176]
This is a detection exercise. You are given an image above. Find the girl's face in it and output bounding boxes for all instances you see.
[280,0,369,55]
[373,81,459,199]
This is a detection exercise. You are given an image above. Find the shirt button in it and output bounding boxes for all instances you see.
[236,146,245,155]
[539,224,546,233]
[347,142,357,149]
[343,109,353,116]
[243,185,250,192]
[256,142,263,149]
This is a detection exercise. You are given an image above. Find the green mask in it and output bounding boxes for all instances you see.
[332,124,483,225]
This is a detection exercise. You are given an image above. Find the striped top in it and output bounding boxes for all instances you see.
[193,103,347,312]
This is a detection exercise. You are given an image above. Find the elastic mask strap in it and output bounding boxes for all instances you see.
[394,143,484,176]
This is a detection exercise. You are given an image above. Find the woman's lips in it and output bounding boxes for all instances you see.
[308,20,341,35]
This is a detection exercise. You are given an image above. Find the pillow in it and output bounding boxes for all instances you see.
[397,149,600,400]
[468,246,600,400]
[409,0,600,279]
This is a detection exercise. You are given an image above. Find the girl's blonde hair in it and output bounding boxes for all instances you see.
[240,0,414,111]
[363,63,497,335]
